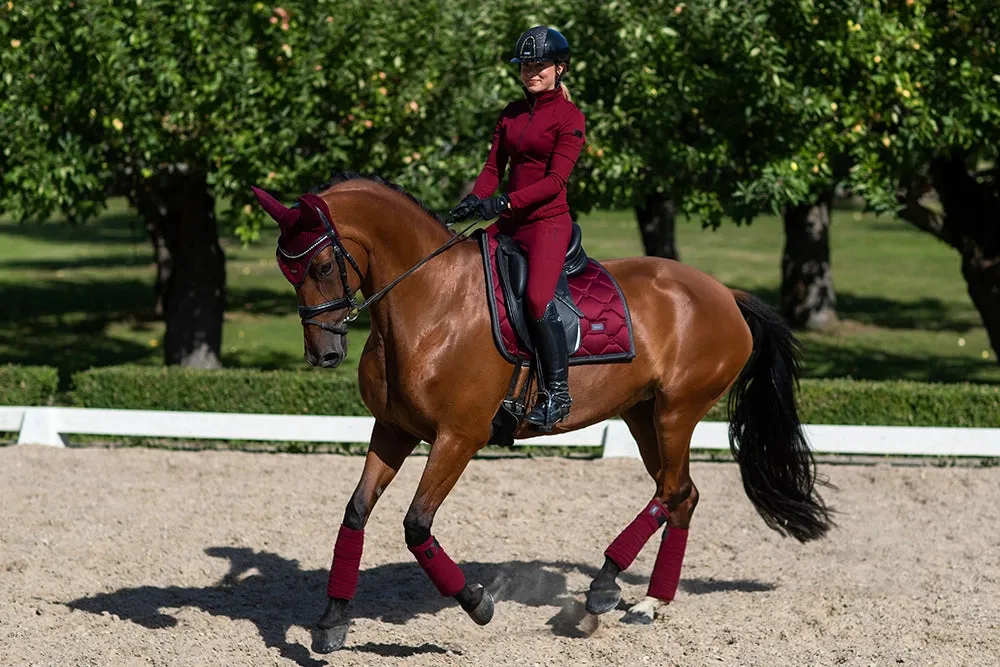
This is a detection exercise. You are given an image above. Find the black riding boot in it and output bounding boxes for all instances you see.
[524,301,572,432]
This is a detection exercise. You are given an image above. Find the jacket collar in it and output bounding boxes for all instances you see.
[523,86,563,109]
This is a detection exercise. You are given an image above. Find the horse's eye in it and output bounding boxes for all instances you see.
[316,262,334,278]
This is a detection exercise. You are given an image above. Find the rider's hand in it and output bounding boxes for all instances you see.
[447,194,480,225]
[476,194,511,221]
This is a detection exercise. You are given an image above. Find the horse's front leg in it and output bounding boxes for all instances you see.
[403,432,495,626]
[312,421,419,653]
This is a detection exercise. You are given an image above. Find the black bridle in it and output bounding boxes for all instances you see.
[278,203,363,335]
[283,203,480,335]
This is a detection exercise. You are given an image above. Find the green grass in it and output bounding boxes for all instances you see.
[1,199,997,385]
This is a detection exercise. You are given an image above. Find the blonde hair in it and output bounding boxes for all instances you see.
[557,61,572,101]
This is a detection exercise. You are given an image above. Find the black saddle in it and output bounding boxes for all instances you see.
[494,223,589,355]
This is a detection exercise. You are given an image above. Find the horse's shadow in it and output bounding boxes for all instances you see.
[66,547,773,666]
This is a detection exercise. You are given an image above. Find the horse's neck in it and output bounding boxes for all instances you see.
[363,218,451,298]
[336,187,468,329]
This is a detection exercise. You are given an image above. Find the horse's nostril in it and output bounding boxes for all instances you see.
[323,352,342,363]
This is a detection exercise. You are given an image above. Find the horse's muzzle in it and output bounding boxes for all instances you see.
[320,351,343,368]
[305,333,348,369]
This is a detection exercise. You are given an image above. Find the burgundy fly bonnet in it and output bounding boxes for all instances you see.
[252,186,339,286]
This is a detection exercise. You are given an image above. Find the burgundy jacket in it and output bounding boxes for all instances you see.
[471,86,586,225]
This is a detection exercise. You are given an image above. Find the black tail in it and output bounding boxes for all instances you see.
[728,291,833,542]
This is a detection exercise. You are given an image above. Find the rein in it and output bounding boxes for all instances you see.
[292,204,481,333]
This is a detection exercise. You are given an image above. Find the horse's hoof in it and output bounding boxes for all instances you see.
[311,623,349,653]
[585,584,621,615]
[620,610,654,625]
[622,596,662,625]
[462,585,495,626]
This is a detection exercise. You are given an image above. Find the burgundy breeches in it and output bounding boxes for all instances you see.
[498,213,573,320]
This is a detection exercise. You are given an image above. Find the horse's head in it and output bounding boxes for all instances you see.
[252,186,365,369]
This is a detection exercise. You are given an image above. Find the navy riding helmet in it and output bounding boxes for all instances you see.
[510,25,571,67]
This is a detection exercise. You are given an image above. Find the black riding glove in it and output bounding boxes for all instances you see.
[447,194,480,225]
[476,194,511,220]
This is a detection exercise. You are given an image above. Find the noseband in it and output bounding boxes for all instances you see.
[282,203,480,335]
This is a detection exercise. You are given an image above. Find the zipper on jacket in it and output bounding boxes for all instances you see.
[516,99,535,154]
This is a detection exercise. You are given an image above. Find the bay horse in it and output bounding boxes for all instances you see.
[252,173,832,653]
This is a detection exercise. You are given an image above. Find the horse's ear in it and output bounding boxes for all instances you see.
[252,186,300,229]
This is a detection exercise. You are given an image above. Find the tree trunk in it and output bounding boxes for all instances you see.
[133,168,225,368]
[917,153,1000,362]
[781,191,837,330]
[146,218,172,317]
[962,257,1000,358]
[635,192,679,260]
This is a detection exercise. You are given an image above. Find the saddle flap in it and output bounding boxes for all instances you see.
[553,273,582,355]
[499,244,529,298]
[566,223,581,260]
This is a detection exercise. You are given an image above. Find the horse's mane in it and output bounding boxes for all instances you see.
[310,172,445,228]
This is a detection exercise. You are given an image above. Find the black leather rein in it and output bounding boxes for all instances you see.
[286,203,480,334]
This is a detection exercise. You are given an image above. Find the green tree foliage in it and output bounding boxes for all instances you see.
[0,0,502,233]
[553,1,992,222]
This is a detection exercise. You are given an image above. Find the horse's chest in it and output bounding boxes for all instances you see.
[357,337,422,424]
[357,337,389,417]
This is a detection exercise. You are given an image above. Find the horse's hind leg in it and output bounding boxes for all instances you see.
[313,421,419,653]
[403,431,495,626]
[622,405,700,624]
[586,394,701,622]
[586,398,661,613]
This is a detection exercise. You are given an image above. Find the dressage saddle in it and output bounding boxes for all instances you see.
[476,222,635,446]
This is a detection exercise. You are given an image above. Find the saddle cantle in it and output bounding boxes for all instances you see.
[476,222,636,366]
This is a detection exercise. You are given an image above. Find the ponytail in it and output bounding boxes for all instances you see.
[556,60,572,101]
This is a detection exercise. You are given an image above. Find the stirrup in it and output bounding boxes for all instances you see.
[524,392,572,432]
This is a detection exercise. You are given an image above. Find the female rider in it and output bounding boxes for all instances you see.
[448,25,586,432]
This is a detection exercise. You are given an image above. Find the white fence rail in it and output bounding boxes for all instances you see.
[2,406,998,458]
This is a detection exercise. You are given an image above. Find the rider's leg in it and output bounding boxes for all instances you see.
[519,218,572,321]
[517,218,573,431]
[524,300,572,431]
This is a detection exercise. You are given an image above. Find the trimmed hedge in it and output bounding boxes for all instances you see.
[64,366,999,427]
[70,365,368,416]
[0,364,58,406]
[705,378,1000,428]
